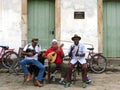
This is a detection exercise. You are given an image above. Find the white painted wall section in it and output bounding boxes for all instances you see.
[0,0,21,52]
[61,0,98,55]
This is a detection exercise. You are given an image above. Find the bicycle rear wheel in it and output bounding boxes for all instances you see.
[89,54,107,73]
[2,51,19,69]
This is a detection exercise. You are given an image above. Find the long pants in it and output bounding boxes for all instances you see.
[66,62,87,82]
[50,63,68,78]
[20,59,45,81]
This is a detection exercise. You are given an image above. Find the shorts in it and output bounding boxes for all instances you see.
[70,57,86,65]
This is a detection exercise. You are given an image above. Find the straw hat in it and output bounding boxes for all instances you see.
[71,34,81,41]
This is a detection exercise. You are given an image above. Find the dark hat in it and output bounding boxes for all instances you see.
[31,38,39,43]
[71,34,81,41]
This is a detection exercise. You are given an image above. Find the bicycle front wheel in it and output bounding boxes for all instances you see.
[2,51,19,69]
[13,62,23,75]
[89,54,107,73]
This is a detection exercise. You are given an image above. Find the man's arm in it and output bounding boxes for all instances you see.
[75,44,86,57]
[21,50,34,57]
[68,45,75,58]
[21,44,35,57]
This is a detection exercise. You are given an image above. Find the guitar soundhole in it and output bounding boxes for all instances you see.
[52,53,55,56]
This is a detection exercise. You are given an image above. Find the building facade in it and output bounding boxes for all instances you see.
[1,0,120,58]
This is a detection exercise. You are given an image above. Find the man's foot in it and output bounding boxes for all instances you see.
[82,82,87,88]
[64,82,72,87]
[86,75,92,84]
[26,73,31,82]
[34,80,43,87]
[59,80,66,85]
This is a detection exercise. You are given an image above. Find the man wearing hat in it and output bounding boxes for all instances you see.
[65,34,88,88]
[44,39,68,84]
[20,38,45,87]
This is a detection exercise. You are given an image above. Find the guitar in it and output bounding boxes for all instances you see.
[26,48,37,57]
[46,44,64,63]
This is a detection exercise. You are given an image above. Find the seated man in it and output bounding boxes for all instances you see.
[44,39,68,84]
[20,38,45,87]
[65,34,90,88]
[28,51,46,82]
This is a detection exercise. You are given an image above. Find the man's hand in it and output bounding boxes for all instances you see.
[38,51,41,55]
[75,53,85,57]
[75,53,79,56]
[27,52,34,57]
[79,53,85,57]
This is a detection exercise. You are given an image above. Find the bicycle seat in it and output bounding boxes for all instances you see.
[87,48,94,51]
[0,46,9,49]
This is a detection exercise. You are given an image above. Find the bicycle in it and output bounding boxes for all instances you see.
[10,47,24,75]
[0,45,19,69]
[86,47,107,73]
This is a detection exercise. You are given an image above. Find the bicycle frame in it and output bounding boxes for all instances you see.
[86,47,104,60]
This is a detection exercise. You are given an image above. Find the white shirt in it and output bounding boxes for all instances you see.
[23,43,41,60]
[68,42,86,59]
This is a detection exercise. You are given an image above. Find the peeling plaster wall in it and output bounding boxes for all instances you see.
[0,0,21,52]
[61,0,98,54]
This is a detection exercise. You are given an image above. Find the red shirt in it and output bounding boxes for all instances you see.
[44,47,64,64]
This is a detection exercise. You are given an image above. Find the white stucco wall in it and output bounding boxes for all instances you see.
[0,0,21,52]
[61,0,98,55]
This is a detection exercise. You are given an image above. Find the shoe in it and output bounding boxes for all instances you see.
[26,73,31,82]
[51,76,55,82]
[34,80,43,87]
[86,79,92,84]
[86,75,92,84]
[59,80,66,85]
[64,82,71,87]
[82,82,87,88]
